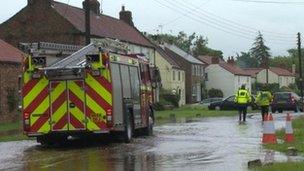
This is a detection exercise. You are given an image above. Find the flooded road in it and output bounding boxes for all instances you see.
[0,113,303,171]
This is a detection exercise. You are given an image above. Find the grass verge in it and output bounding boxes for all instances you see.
[0,121,27,142]
[256,116,304,170]
[264,116,304,153]
[155,105,257,123]
[255,162,304,171]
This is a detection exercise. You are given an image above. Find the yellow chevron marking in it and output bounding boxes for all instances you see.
[23,78,48,109]
[30,95,49,126]
[86,74,112,105]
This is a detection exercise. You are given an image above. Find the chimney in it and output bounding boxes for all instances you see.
[119,6,134,26]
[227,56,235,65]
[211,56,220,64]
[28,0,52,6]
[82,0,101,14]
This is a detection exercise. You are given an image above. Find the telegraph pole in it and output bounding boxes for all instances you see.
[85,0,91,45]
[298,33,303,104]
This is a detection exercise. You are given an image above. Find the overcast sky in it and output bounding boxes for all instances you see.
[1,0,303,58]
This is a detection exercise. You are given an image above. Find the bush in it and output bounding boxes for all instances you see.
[208,88,223,98]
[160,89,180,107]
[252,82,280,94]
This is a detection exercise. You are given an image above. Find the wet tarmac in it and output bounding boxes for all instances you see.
[0,112,303,171]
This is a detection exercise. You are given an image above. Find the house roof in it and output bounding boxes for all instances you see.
[243,68,263,77]
[155,45,182,69]
[197,55,225,65]
[52,1,154,48]
[219,63,251,76]
[164,44,203,65]
[0,39,23,63]
[197,55,250,76]
[270,67,295,77]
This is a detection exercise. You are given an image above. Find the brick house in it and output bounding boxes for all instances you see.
[0,0,155,65]
[164,44,204,104]
[0,39,23,123]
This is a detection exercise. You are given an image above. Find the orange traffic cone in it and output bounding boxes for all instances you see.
[262,113,277,144]
[285,113,295,143]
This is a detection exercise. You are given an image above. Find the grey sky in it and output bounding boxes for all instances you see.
[0,0,303,58]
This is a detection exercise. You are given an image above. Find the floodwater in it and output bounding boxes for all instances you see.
[0,113,303,171]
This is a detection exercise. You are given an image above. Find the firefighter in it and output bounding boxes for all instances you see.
[234,84,251,122]
[256,84,273,121]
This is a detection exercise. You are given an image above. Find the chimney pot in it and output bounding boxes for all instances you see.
[82,0,101,14]
[119,6,134,26]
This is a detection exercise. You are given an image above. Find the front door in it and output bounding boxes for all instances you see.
[50,80,86,131]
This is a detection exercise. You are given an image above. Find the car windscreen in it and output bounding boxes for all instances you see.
[274,93,290,100]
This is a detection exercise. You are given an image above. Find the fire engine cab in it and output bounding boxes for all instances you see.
[21,39,156,145]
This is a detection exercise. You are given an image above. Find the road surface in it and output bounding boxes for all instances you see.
[0,112,302,171]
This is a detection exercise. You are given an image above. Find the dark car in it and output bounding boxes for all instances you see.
[200,98,223,106]
[271,92,303,113]
[208,95,258,110]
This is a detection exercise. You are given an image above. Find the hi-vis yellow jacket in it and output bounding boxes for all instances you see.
[234,89,251,104]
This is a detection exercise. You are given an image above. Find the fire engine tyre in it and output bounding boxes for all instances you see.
[142,109,154,136]
[122,105,134,143]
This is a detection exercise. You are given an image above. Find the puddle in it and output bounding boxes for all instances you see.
[0,112,303,171]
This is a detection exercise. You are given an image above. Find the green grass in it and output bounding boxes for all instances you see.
[155,105,258,123]
[255,162,304,171]
[0,121,26,142]
[0,121,21,132]
[256,116,304,170]
[264,116,304,153]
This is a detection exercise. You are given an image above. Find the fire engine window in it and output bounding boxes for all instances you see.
[111,63,123,123]
[130,66,140,103]
[120,65,132,99]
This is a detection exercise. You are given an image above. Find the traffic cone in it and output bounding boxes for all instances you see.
[285,113,295,143]
[262,113,277,144]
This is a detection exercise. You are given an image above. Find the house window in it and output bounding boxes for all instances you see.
[205,73,208,81]
[178,71,181,81]
[173,71,175,81]
[192,65,196,76]
[238,76,240,83]
[7,88,17,112]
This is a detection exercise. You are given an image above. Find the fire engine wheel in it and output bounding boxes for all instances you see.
[143,109,154,136]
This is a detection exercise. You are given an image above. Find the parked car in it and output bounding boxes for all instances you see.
[208,95,258,110]
[271,92,303,113]
[200,98,223,107]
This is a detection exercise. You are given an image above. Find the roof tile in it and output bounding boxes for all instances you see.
[52,1,154,48]
[0,39,23,63]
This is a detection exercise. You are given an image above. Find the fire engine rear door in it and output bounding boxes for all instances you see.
[67,80,86,131]
[50,81,68,131]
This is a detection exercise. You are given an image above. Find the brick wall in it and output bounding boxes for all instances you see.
[0,62,21,123]
[0,2,84,47]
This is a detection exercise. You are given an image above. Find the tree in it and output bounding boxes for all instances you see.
[250,32,271,68]
[236,52,259,68]
[148,32,223,58]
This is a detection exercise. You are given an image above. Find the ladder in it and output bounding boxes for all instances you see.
[19,42,82,57]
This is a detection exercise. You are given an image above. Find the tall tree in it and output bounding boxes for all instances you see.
[250,32,271,68]
[236,52,259,68]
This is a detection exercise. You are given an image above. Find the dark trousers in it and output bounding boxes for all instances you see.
[260,106,269,121]
[238,104,247,122]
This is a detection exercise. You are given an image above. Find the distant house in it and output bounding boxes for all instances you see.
[0,0,155,65]
[198,56,252,97]
[243,68,263,83]
[258,67,296,87]
[164,44,205,103]
[155,45,186,106]
[0,39,23,123]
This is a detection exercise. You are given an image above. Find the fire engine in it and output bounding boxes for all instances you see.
[21,39,157,145]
